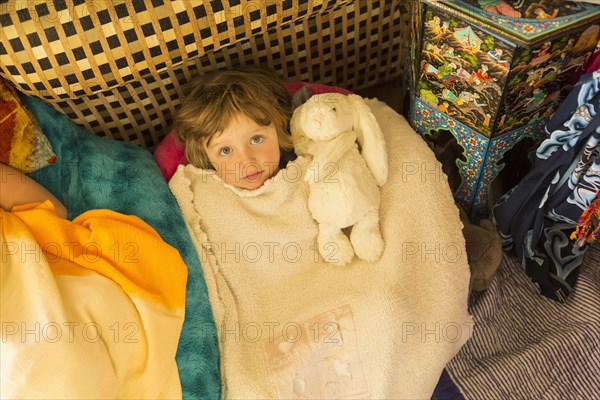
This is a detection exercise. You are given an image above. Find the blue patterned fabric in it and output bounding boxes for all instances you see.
[493,70,600,302]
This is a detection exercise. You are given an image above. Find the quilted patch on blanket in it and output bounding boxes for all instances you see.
[169,99,473,398]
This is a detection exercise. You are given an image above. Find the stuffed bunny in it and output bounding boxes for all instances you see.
[290,93,388,266]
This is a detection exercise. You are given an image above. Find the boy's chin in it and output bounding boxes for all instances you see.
[230,172,271,190]
[237,181,264,190]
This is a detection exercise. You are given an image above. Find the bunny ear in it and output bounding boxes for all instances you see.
[290,102,312,156]
[348,94,388,186]
[291,85,312,112]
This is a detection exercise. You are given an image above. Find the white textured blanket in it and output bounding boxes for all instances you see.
[170,99,473,399]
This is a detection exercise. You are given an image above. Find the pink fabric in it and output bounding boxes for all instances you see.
[283,81,352,96]
[153,81,352,181]
[153,131,187,181]
[586,50,600,73]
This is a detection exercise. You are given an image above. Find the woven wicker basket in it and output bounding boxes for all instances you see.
[0,0,415,149]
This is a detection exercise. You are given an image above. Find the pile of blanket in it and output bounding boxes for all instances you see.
[1,201,187,398]
[170,99,473,398]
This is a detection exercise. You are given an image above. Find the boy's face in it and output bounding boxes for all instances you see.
[204,113,281,190]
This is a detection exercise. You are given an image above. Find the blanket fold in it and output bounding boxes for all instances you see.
[1,201,187,399]
[170,99,473,399]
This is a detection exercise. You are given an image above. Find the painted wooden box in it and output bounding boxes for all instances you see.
[410,0,600,219]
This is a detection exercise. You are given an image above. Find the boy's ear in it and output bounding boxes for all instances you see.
[291,85,312,112]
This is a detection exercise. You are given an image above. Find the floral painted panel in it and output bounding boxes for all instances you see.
[442,0,600,42]
[496,25,600,135]
[416,6,513,137]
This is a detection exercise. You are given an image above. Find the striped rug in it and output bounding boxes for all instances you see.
[443,243,600,399]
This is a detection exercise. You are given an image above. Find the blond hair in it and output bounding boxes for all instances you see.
[174,66,293,169]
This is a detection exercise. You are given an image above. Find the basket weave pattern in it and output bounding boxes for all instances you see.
[0,0,412,149]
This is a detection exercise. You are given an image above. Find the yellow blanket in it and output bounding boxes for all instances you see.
[0,201,187,399]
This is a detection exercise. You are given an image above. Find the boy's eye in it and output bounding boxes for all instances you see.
[219,147,232,156]
[250,135,263,145]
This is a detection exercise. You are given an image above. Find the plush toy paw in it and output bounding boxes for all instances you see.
[350,211,385,263]
[318,230,354,266]
[351,229,384,263]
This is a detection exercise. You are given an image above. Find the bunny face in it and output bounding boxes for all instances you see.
[290,92,388,187]
[297,94,354,141]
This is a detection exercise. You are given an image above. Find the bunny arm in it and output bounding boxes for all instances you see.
[292,131,313,157]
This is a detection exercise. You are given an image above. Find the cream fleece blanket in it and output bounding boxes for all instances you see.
[170,99,473,399]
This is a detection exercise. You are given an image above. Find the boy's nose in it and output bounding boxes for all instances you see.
[236,147,257,164]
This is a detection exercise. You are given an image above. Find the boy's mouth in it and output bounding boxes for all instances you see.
[243,171,263,181]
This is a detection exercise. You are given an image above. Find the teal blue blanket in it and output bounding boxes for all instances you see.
[24,96,220,399]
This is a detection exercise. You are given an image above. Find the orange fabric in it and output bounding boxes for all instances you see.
[1,200,187,398]
[7,200,187,310]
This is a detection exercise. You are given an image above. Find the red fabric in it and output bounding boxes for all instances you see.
[153,130,187,182]
[153,81,352,181]
[586,49,600,74]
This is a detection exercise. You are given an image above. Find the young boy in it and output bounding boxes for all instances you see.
[174,67,295,190]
